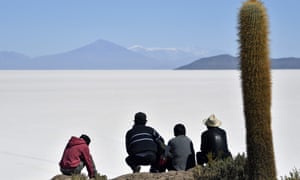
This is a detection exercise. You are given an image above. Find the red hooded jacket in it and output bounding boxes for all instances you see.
[59,136,95,178]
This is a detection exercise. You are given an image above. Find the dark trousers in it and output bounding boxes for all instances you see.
[126,151,158,172]
[196,152,208,166]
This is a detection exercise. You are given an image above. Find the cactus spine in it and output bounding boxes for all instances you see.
[238,0,276,179]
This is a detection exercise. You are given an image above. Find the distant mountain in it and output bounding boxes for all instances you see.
[177,54,237,69]
[1,41,300,70]
[0,39,166,69]
[272,57,300,69]
[0,51,31,69]
[128,45,200,68]
[176,54,300,70]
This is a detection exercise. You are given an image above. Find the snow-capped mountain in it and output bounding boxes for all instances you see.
[128,45,204,68]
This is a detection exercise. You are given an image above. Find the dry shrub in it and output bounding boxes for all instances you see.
[192,153,248,180]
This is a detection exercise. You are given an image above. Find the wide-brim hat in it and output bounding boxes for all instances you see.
[203,114,222,127]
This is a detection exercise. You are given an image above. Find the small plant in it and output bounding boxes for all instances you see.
[192,153,248,180]
[71,174,88,180]
[281,169,300,180]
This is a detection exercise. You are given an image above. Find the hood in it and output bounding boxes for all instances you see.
[67,136,86,147]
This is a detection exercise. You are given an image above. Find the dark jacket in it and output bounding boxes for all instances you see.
[59,136,95,178]
[200,127,231,159]
[126,124,164,155]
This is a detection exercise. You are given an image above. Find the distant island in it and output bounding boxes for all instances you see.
[176,54,300,70]
[1,39,300,70]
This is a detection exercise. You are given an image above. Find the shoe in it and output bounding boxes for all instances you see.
[149,167,159,173]
[133,166,141,173]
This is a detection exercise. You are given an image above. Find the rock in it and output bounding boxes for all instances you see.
[111,170,195,180]
[51,168,197,180]
[51,174,72,180]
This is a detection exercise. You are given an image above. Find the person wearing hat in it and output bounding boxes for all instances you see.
[196,114,232,166]
[125,112,166,173]
[59,134,97,178]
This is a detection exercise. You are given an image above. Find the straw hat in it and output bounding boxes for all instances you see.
[203,114,222,127]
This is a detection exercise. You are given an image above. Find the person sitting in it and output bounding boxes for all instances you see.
[125,112,165,173]
[59,134,97,178]
[196,114,232,166]
[165,123,196,171]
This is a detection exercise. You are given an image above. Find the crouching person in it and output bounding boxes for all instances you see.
[59,134,97,179]
[125,112,165,173]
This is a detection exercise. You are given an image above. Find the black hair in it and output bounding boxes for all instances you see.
[80,134,91,145]
[134,112,147,125]
[174,123,186,136]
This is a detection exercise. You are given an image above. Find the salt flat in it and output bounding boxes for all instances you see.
[0,70,299,179]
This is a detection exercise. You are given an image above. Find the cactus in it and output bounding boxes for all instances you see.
[238,0,276,179]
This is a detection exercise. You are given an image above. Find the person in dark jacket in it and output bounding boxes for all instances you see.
[125,112,165,173]
[59,134,97,178]
[196,114,232,166]
[166,123,196,171]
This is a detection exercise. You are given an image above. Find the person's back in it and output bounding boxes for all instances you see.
[201,126,231,159]
[125,112,165,173]
[59,134,96,178]
[197,114,232,165]
[126,124,160,155]
[167,124,195,171]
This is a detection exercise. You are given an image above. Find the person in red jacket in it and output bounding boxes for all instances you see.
[59,134,97,178]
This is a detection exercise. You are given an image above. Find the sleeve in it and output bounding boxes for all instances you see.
[223,131,230,152]
[200,132,208,153]
[153,129,164,142]
[81,145,96,178]
[190,141,196,167]
[153,129,166,150]
[165,140,173,158]
[125,132,130,154]
[190,141,195,157]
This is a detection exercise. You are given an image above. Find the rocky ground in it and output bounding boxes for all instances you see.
[111,170,195,180]
[51,168,196,180]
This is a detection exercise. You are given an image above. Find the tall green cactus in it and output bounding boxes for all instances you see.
[238,0,276,179]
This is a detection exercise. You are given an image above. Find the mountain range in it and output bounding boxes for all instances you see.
[1,39,300,70]
[0,40,165,69]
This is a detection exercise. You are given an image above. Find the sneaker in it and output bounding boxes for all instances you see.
[133,166,141,173]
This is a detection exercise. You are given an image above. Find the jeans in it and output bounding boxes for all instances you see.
[60,161,84,175]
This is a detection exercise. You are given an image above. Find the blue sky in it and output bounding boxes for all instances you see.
[0,0,299,58]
